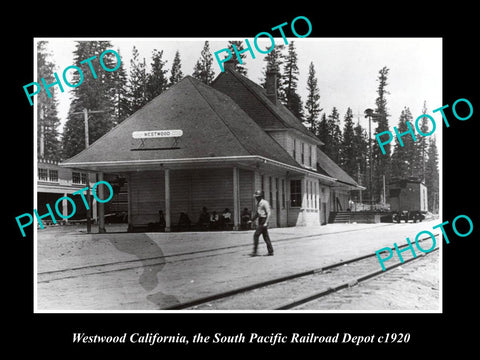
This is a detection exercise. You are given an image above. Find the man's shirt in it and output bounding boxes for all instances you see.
[256,199,271,218]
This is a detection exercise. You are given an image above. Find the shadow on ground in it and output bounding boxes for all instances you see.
[107,234,180,309]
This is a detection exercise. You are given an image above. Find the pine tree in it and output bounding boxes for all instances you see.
[145,49,168,101]
[372,66,391,202]
[391,107,415,179]
[127,46,148,114]
[304,62,322,134]
[227,41,248,75]
[353,121,369,187]
[169,50,183,86]
[62,40,117,159]
[281,41,304,120]
[110,48,129,125]
[317,113,330,155]
[37,41,61,161]
[413,101,430,180]
[192,41,215,85]
[341,108,356,176]
[318,108,343,163]
[327,107,342,163]
[261,44,285,94]
[425,136,439,213]
[286,92,304,120]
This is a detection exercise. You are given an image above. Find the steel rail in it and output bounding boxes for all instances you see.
[164,234,439,310]
[37,223,397,282]
[276,247,439,310]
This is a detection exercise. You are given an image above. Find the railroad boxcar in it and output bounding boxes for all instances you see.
[388,178,428,223]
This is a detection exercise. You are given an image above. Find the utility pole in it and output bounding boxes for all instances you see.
[39,105,45,158]
[71,108,106,233]
[364,109,374,206]
[357,161,363,204]
[422,139,426,182]
[383,174,386,206]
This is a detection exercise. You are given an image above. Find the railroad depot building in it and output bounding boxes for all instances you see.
[60,63,363,231]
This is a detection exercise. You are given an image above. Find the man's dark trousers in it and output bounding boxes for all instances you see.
[253,217,274,255]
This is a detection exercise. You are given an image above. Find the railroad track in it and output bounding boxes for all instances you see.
[37,223,398,283]
[164,234,440,310]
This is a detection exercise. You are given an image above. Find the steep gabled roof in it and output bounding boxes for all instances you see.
[212,68,323,145]
[61,76,301,169]
[316,147,362,188]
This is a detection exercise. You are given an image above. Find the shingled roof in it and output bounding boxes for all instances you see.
[61,76,310,171]
[212,67,323,145]
[316,148,362,188]
[211,66,363,189]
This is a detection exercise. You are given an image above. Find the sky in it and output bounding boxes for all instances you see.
[35,37,442,139]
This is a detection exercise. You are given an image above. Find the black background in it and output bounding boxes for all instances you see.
[7,4,478,356]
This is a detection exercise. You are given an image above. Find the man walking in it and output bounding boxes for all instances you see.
[249,190,274,256]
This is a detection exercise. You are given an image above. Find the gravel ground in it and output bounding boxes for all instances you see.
[35,221,442,311]
[294,250,440,311]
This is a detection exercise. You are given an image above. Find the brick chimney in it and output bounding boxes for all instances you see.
[265,69,277,104]
[224,58,236,72]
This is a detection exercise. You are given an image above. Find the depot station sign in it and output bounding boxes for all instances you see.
[132,130,183,139]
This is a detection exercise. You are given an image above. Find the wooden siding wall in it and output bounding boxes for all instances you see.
[37,162,96,194]
[287,176,323,227]
[320,185,330,225]
[330,189,350,212]
[390,182,428,212]
[130,170,165,225]
[188,168,233,221]
[128,168,333,228]
[268,131,288,150]
[268,130,317,171]
[129,168,256,227]
[254,170,289,228]
[239,169,254,216]
[337,190,350,211]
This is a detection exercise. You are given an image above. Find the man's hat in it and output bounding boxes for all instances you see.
[253,190,264,197]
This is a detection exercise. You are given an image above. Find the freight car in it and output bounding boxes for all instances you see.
[388,177,428,223]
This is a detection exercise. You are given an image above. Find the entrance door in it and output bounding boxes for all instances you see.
[275,178,280,227]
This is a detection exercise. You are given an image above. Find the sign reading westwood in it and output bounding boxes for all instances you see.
[132,130,183,139]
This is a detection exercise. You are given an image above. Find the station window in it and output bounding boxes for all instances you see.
[38,168,58,182]
[38,168,48,181]
[290,180,302,207]
[293,138,296,160]
[49,170,58,182]
[72,172,88,185]
[282,179,286,208]
[309,145,313,167]
[301,143,305,164]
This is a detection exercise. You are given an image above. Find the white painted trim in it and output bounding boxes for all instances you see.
[60,155,338,184]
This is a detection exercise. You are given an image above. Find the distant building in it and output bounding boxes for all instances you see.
[60,64,363,231]
[37,157,128,224]
[37,157,97,222]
